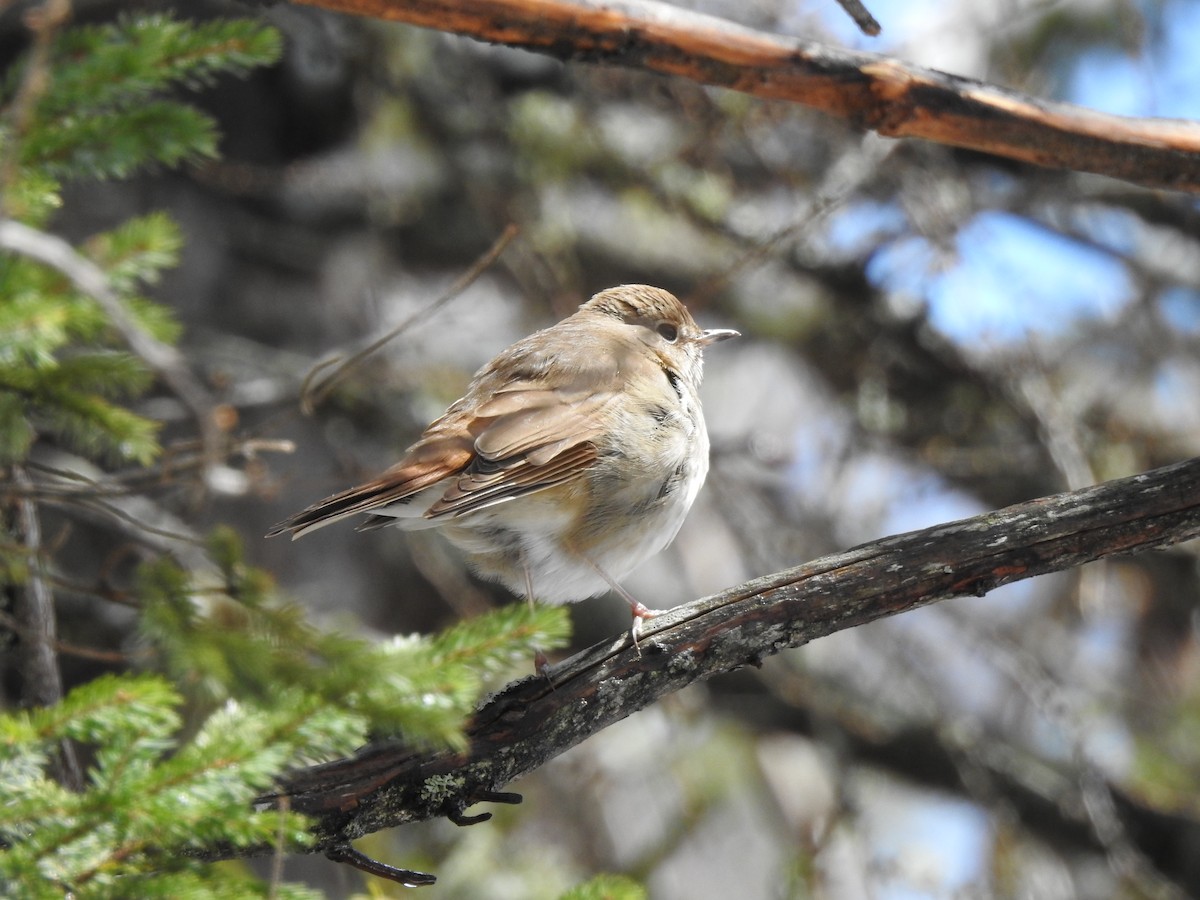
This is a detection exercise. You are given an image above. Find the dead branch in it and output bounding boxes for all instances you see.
[238,454,1200,874]
[288,0,1200,193]
[832,0,880,37]
[8,465,83,789]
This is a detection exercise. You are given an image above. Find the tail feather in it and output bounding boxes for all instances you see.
[265,482,403,539]
[265,449,470,540]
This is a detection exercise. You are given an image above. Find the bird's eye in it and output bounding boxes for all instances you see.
[656,322,679,342]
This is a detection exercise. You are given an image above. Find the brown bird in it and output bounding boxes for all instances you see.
[267,284,737,632]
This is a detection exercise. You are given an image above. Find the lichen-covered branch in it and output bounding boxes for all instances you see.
[255,455,1200,851]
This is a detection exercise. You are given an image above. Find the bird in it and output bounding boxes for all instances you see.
[267,284,738,637]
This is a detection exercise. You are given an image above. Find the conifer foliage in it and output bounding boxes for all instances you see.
[0,11,568,897]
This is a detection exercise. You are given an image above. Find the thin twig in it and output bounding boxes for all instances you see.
[0,610,131,664]
[11,448,216,579]
[834,0,881,36]
[41,495,206,548]
[928,604,1183,899]
[8,438,296,500]
[691,135,896,306]
[324,844,437,887]
[300,224,520,413]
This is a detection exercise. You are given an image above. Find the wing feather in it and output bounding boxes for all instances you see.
[268,319,637,538]
[264,437,474,538]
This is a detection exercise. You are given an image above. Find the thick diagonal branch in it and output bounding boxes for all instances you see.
[289,0,1200,193]
[261,455,1200,848]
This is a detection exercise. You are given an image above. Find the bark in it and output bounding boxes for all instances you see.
[254,455,1200,856]
[8,466,83,790]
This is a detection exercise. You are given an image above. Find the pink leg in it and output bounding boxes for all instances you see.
[523,557,551,676]
[578,555,666,654]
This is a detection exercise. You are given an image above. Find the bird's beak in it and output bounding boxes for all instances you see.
[699,328,740,345]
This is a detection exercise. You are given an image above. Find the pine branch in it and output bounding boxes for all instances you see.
[34,15,283,116]
[287,0,1200,193]
[0,674,339,896]
[212,455,1200,874]
[0,218,221,469]
[5,12,282,181]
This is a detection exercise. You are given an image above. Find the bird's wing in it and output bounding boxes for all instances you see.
[423,384,616,518]
[267,328,633,537]
[263,431,476,539]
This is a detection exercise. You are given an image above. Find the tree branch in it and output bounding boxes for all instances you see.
[832,0,880,37]
[251,455,1200,857]
[8,465,83,790]
[286,0,1200,193]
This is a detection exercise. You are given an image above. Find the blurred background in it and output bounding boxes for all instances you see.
[11,0,1200,895]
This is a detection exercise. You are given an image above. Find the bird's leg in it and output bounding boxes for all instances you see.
[523,555,551,677]
[578,554,666,655]
[522,554,536,614]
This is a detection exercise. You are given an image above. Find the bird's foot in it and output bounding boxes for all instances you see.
[629,601,667,656]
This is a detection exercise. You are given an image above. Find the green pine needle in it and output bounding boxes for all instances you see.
[138,534,572,752]
[33,15,283,116]
[0,12,354,898]
[0,166,62,224]
[21,101,220,179]
[0,675,338,897]
[84,211,183,296]
[559,874,648,900]
[5,14,281,182]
